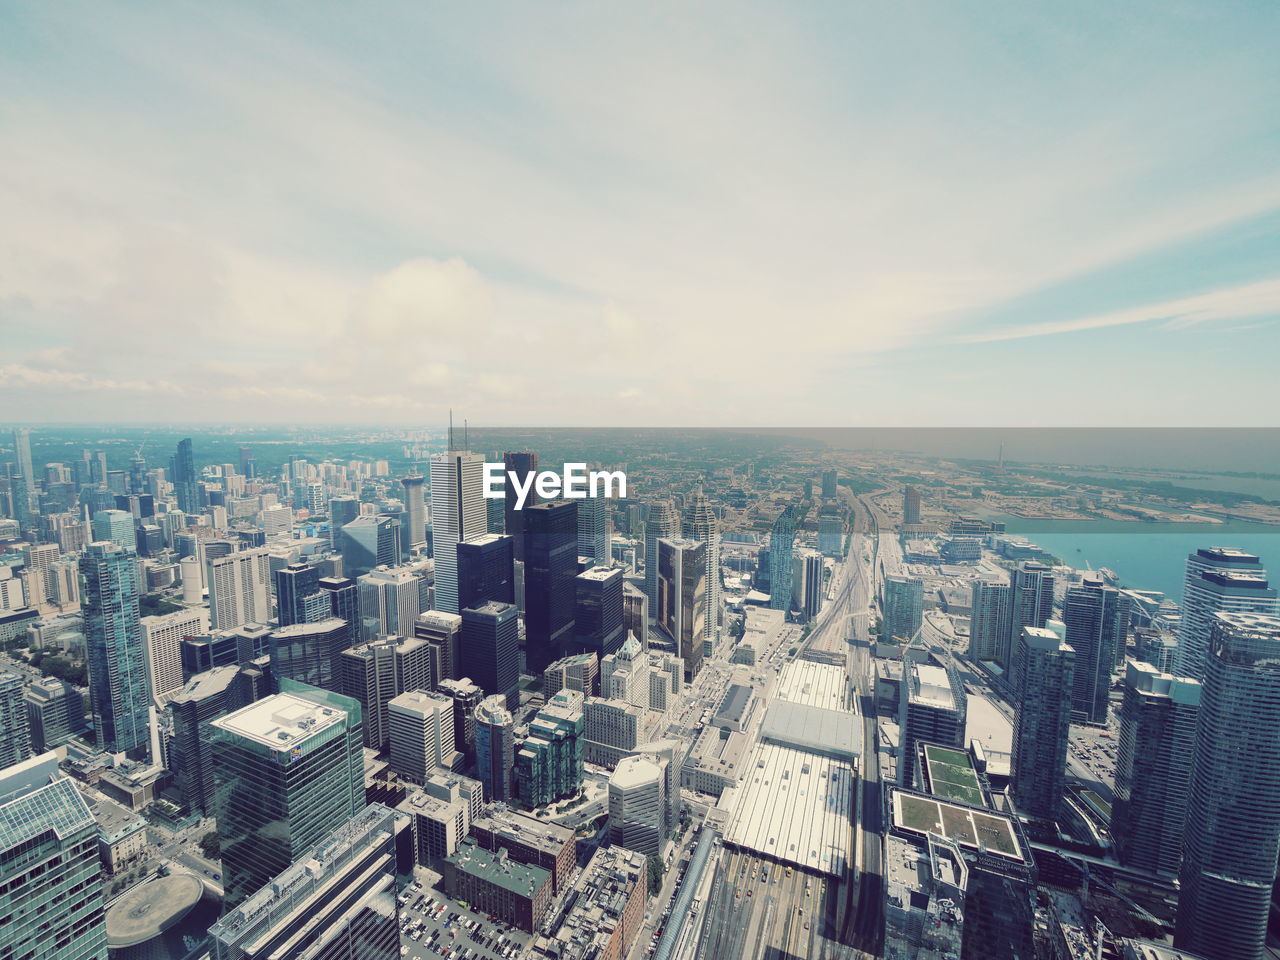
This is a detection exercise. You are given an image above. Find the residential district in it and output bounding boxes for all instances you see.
[0,427,1278,960]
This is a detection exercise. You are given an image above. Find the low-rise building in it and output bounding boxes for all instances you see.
[470,807,576,894]
[442,840,553,933]
[534,846,647,960]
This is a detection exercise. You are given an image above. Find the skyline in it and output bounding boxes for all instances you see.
[2,2,1278,425]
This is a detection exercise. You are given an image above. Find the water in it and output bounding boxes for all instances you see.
[997,518,1280,601]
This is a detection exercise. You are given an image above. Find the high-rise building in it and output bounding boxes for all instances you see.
[268,618,351,693]
[1176,612,1280,960]
[456,533,515,611]
[388,689,457,783]
[656,537,707,680]
[577,493,611,568]
[172,437,202,514]
[902,486,922,525]
[1174,547,1278,681]
[897,662,966,789]
[328,495,361,547]
[437,677,484,767]
[415,610,462,685]
[682,480,721,637]
[818,516,844,558]
[767,506,797,612]
[968,579,1011,663]
[400,475,427,552]
[608,753,667,856]
[524,500,578,672]
[1010,627,1074,821]
[791,549,824,623]
[502,451,539,562]
[141,606,211,703]
[167,664,260,815]
[429,449,487,615]
[0,752,108,960]
[0,672,31,766]
[1005,562,1055,689]
[573,565,625,656]
[274,561,329,626]
[600,634,648,707]
[319,575,360,628]
[339,635,432,751]
[23,676,85,751]
[643,500,679,615]
[206,547,272,630]
[883,575,924,643]
[357,566,423,641]
[1063,577,1132,724]
[821,469,838,499]
[340,515,402,580]
[475,694,516,802]
[1111,660,1200,877]
[209,803,404,960]
[459,601,520,710]
[212,682,365,907]
[91,508,135,551]
[515,689,584,806]
[82,541,151,757]
[11,427,35,511]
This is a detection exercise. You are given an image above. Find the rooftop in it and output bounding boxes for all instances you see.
[920,743,986,807]
[448,840,552,897]
[909,663,956,711]
[777,659,848,711]
[211,692,348,750]
[105,873,204,948]
[891,789,1023,861]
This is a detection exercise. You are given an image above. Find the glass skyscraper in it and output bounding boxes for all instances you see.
[81,540,151,757]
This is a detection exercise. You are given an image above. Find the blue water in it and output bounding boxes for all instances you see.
[998,519,1280,601]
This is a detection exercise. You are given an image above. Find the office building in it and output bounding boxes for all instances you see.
[902,486,922,525]
[429,449,487,615]
[91,509,135,551]
[475,694,516,802]
[400,474,427,552]
[82,541,152,757]
[898,662,966,789]
[1010,627,1074,821]
[883,575,924,643]
[141,606,210,703]
[212,683,365,907]
[340,515,401,580]
[357,566,422,642]
[656,537,707,679]
[459,601,520,710]
[442,839,553,933]
[0,752,107,960]
[792,549,824,622]
[1006,562,1055,688]
[167,664,258,815]
[516,689,585,807]
[209,803,403,960]
[437,677,483,766]
[577,493,611,567]
[544,651,599,699]
[23,676,85,751]
[328,496,361,547]
[206,547,271,630]
[319,575,360,628]
[456,533,515,611]
[968,579,1011,663]
[340,635,433,751]
[1111,660,1200,877]
[643,499,680,614]
[573,565,625,656]
[0,672,31,766]
[502,451,539,561]
[1176,613,1280,960]
[172,437,202,515]
[397,771,483,867]
[268,617,350,693]
[274,561,328,626]
[608,753,667,856]
[388,689,457,782]
[180,623,272,678]
[524,500,579,672]
[767,506,798,612]
[469,807,577,894]
[1175,547,1277,681]
[1064,577,1132,724]
[414,610,462,685]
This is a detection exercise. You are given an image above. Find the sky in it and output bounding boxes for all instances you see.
[1,1,1278,427]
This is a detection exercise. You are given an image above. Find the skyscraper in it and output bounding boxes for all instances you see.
[968,578,1011,663]
[274,561,328,626]
[1010,627,1074,822]
[577,493,611,567]
[400,474,427,552]
[340,634,432,751]
[608,754,666,857]
[1005,561,1055,690]
[172,437,202,514]
[682,480,721,638]
[23,676,85,752]
[643,499,679,614]
[573,565,625,656]
[475,694,516,802]
[357,566,423,641]
[502,451,539,561]
[0,752,108,960]
[167,664,254,815]
[1111,660,1200,877]
[821,469,837,499]
[437,677,484,768]
[656,537,707,680]
[460,601,521,710]
[388,689,457,783]
[268,618,351,693]
[212,682,365,907]
[340,515,402,580]
[767,506,797,612]
[91,508,135,551]
[515,689,585,806]
[897,662,966,789]
[328,495,361,547]
[524,500,578,672]
[0,672,32,766]
[1063,577,1132,724]
[11,427,35,513]
[456,533,515,611]
[902,486,922,525]
[319,575,360,628]
[82,541,151,757]
[206,547,272,630]
[1176,612,1280,960]
[141,606,210,702]
[415,610,462,685]
[792,549,824,622]
[1174,547,1278,681]
[429,449,487,615]
[883,575,924,642]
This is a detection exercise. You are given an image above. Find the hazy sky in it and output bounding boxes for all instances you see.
[2,2,1278,426]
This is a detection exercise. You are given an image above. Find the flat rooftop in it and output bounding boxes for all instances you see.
[720,742,855,877]
[211,692,347,750]
[891,789,1023,861]
[909,663,956,711]
[449,840,551,897]
[760,699,858,761]
[776,659,847,711]
[921,744,986,807]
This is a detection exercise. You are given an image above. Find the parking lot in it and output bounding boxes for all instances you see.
[398,878,532,960]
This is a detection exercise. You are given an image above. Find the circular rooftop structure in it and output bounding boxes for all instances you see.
[106,873,204,949]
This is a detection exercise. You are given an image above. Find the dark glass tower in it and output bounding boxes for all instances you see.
[172,437,202,514]
[502,451,539,561]
[460,601,521,711]
[523,500,578,672]
[457,533,515,611]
